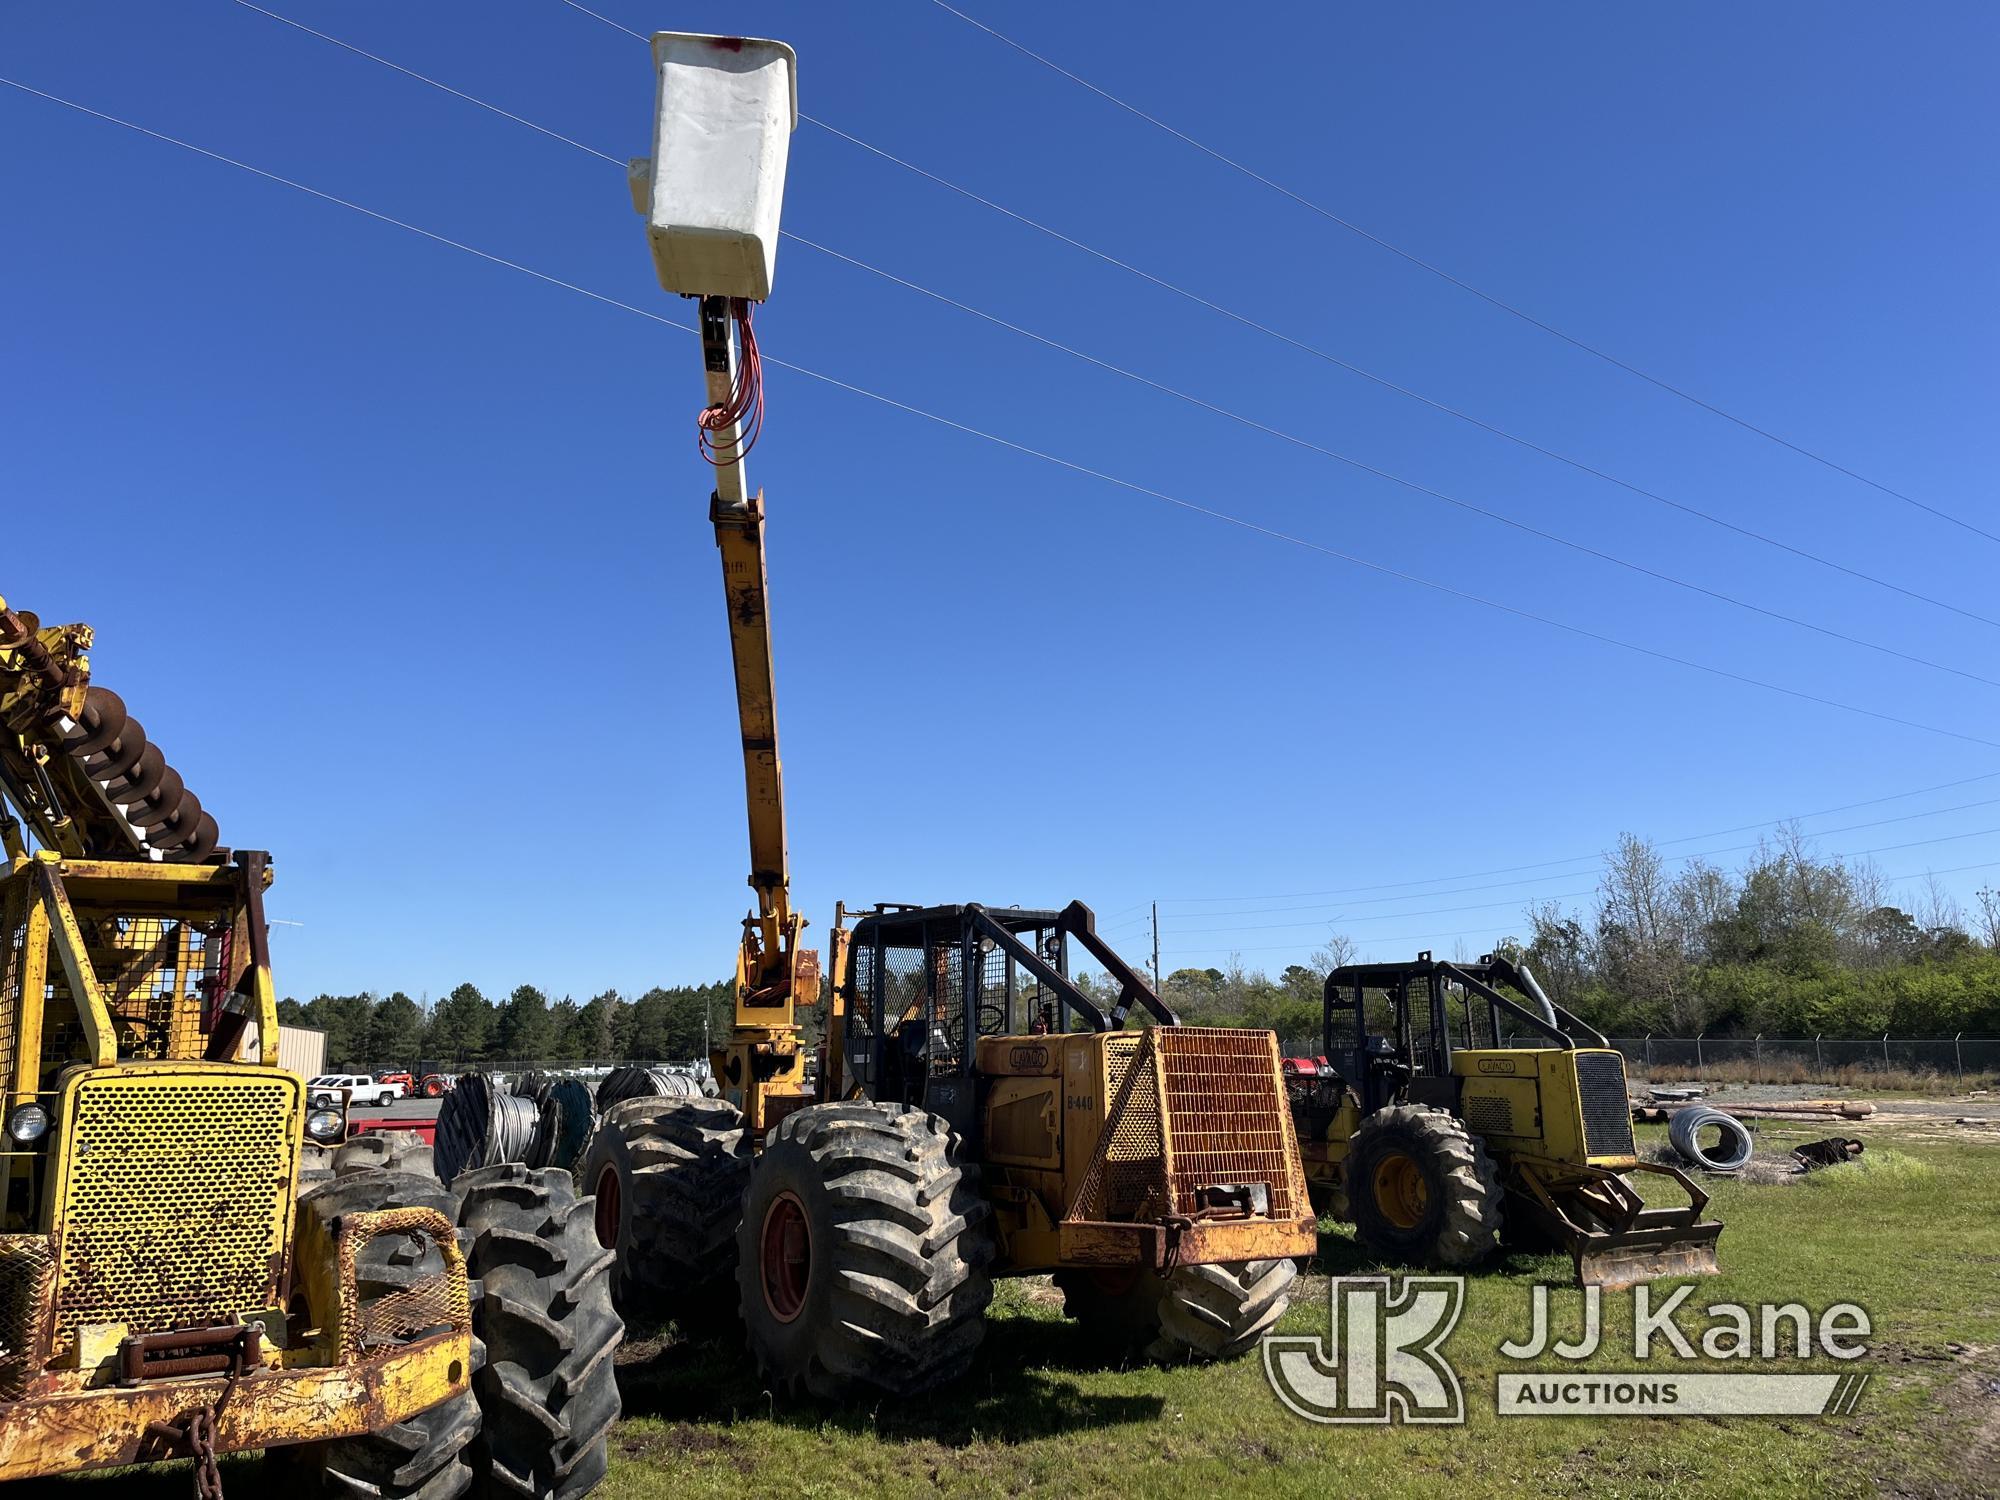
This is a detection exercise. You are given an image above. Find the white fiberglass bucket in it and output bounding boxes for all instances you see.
[634,31,797,301]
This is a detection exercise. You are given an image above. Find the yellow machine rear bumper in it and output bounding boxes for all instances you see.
[1059,1214,1317,1272]
[0,1329,471,1481]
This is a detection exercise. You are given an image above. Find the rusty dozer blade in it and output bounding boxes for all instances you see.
[1572,1214,1722,1287]
[1517,1157,1724,1289]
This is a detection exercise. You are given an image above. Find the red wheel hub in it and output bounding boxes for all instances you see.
[593,1165,621,1250]
[1089,1266,1141,1297]
[759,1190,812,1323]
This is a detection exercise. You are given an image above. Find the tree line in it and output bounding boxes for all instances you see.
[1151,826,2000,1042]
[1510,828,2000,1037]
[280,981,734,1073]
[288,826,2000,1070]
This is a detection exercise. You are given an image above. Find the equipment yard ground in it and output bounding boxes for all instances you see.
[29,1109,1994,1500]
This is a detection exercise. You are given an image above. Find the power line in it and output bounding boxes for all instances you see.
[546,0,1998,632]
[1155,792,2000,920]
[555,0,642,41]
[1170,889,1600,936]
[11,78,2000,767]
[1167,809,2000,934]
[1161,855,2000,958]
[927,0,1999,549]
[230,0,2000,696]
[787,235,2000,691]
[238,2,623,165]
[1156,766,2000,905]
[795,124,2000,631]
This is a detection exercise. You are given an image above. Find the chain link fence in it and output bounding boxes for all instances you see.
[1275,1033,2000,1080]
[1607,1034,2000,1078]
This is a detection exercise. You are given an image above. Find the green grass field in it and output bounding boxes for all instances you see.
[595,1123,1999,1500]
[30,1123,2000,1499]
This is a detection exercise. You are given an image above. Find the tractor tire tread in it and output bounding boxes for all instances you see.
[290,1169,478,1498]
[458,1165,621,1500]
[576,1098,750,1314]
[739,1103,994,1401]
[1349,1104,1504,1268]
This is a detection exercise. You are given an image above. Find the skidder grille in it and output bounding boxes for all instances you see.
[1068,1028,1308,1225]
[1089,1037,1168,1221]
[0,1236,55,1397]
[1575,1051,1636,1159]
[53,1073,297,1361]
[1155,1027,1309,1222]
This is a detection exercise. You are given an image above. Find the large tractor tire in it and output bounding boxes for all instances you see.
[1346,1105,1504,1268]
[578,1095,749,1314]
[1055,1258,1299,1362]
[736,1103,994,1400]
[456,1163,622,1500]
[335,1130,437,1180]
[287,1170,479,1498]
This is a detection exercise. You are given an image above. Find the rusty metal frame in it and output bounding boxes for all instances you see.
[117,1322,262,1387]
[331,1206,471,1362]
[0,1328,473,1480]
[29,860,113,1067]
[0,1201,472,1481]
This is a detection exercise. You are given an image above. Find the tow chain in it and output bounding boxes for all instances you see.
[146,1405,224,1500]
[188,1407,223,1500]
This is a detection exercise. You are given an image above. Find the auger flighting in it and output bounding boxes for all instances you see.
[0,598,217,862]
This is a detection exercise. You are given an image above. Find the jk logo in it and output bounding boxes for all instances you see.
[1263,1275,1467,1424]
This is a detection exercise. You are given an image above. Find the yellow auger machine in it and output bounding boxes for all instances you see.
[0,599,619,1495]
[1288,952,1722,1287]
[581,33,1314,1398]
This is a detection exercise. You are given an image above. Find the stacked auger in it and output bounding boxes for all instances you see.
[0,598,219,861]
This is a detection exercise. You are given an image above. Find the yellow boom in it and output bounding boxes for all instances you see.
[697,295,818,1135]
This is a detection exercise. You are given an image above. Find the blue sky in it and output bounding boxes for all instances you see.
[4,3,1995,1003]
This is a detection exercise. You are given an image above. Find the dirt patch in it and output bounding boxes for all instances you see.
[1642,1140,1805,1185]
[1235,1435,1286,1464]
[615,1327,676,1366]
[1942,1347,2000,1492]
[619,1422,746,1463]
[1641,1081,2000,1120]
[1857,1343,2000,1499]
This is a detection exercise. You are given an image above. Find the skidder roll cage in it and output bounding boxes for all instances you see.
[834,899,1175,1116]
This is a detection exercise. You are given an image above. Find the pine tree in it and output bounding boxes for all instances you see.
[493,984,555,1061]
[424,982,493,1064]
[366,992,424,1070]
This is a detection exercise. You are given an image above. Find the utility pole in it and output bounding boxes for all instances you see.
[1151,902,1162,995]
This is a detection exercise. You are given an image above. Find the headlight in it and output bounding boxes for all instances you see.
[6,1103,49,1145]
[305,1108,343,1142]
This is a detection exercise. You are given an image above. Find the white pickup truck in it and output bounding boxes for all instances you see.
[307,1073,403,1107]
